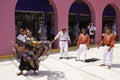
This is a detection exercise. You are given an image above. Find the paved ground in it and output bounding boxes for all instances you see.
[0,43,120,80]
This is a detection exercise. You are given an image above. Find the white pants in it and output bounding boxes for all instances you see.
[112,31,117,36]
[77,44,87,61]
[102,46,113,66]
[59,41,68,57]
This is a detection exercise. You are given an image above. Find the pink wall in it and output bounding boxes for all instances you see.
[50,0,75,48]
[0,0,18,56]
[0,0,120,56]
[51,0,75,32]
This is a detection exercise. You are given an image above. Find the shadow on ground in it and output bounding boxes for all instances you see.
[25,70,65,80]
[85,58,100,63]
[112,64,120,68]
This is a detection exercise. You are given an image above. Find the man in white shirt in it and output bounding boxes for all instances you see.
[88,23,96,44]
[52,28,71,59]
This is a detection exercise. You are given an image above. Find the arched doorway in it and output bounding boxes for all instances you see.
[15,0,55,41]
[102,5,116,32]
[69,0,91,46]
[102,4,119,40]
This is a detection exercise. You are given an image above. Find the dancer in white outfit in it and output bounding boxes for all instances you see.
[76,28,90,62]
[52,28,71,59]
[98,27,115,69]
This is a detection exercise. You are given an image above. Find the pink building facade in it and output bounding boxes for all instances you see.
[0,0,120,56]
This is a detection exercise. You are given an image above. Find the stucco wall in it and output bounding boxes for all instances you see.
[0,0,18,56]
[0,0,120,56]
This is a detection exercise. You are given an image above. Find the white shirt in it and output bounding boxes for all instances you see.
[17,34,26,41]
[112,25,116,32]
[54,31,70,41]
[88,26,96,35]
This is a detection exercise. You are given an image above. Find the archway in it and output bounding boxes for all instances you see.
[102,4,119,40]
[15,0,55,42]
[69,0,92,46]
[102,5,116,32]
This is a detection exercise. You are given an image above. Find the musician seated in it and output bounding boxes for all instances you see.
[16,28,26,47]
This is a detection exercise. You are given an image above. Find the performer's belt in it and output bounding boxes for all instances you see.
[60,40,67,42]
[80,42,87,44]
[80,43,86,44]
[105,44,110,46]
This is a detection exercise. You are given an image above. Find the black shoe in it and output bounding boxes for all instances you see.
[59,57,63,59]
[99,64,105,66]
[66,57,69,59]
[108,66,111,69]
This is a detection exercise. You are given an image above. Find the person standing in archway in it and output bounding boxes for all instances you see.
[52,28,71,59]
[38,24,47,40]
[73,23,80,44]
[88,23,96,44]
[112,23,117,39]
